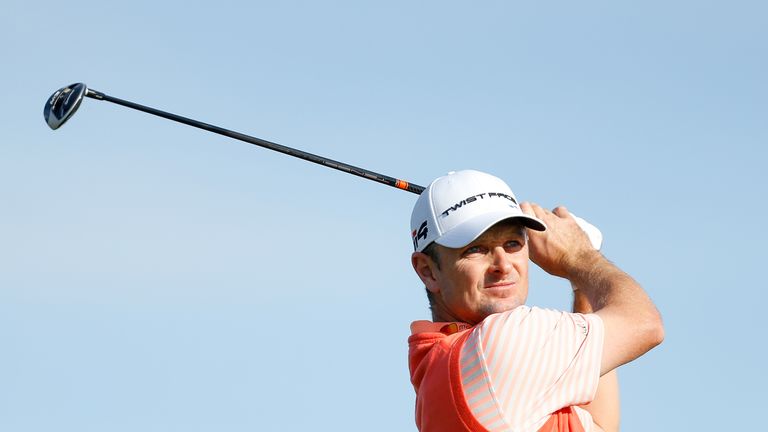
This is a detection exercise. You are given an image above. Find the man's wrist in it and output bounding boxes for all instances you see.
[564,249,605,283]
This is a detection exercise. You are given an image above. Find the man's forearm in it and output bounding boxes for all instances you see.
[567,251,642,313]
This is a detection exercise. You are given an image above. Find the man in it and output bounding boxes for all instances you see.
[408,170,663,432]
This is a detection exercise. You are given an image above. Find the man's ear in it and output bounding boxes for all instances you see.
[411,252,440,294]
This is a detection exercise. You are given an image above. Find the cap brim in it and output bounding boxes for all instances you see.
[435,210,546,249]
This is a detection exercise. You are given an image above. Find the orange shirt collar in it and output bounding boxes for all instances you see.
[410,320,473,335]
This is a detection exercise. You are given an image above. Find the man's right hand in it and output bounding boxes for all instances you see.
[520,202,601,279]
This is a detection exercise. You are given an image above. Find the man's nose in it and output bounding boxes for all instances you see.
[489,247,513,275]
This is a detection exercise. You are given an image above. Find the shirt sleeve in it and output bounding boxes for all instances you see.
[459,306,604,432]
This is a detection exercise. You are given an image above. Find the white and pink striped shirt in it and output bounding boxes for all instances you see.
[458,306,604,432]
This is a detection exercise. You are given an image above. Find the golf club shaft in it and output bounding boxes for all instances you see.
[84,88,425,194]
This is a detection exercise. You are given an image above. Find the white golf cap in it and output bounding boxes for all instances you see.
[410,170,546,252]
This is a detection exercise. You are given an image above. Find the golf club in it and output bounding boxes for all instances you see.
[43,82,603,249]
[44,83,424,194]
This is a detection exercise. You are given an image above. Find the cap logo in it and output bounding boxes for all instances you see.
[440,192,518,217]
[412,220,429,250]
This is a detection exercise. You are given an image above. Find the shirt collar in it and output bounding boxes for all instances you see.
[410,320,473,335]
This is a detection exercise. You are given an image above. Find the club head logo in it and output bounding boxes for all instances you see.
[412,220,429,250]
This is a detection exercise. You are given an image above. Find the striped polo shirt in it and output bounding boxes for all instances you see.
[409,306,604,432]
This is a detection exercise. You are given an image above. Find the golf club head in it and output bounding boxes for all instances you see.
[44,83,87,130]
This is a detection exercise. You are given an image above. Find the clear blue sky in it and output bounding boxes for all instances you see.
[3,1,766,430]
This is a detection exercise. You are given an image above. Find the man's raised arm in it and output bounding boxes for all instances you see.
[522,203,665,376]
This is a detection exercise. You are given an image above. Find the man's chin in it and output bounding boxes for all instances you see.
[475,301,523,322]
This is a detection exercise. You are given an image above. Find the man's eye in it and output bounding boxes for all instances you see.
[464,246,485,256]
[504,240,522,250]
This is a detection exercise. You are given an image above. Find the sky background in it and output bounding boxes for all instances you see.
[2,1,766,431]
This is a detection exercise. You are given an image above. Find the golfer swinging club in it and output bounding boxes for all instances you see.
[408,170,664,432]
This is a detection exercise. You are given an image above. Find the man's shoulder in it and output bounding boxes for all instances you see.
[476,306,603,336]
[478,305,548,324]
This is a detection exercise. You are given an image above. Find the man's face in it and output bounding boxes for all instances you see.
[422,221,530,325]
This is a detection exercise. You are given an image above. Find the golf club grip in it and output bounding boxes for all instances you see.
[85,89,425,195]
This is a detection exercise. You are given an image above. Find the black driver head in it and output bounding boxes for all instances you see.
[44,83,87,130]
